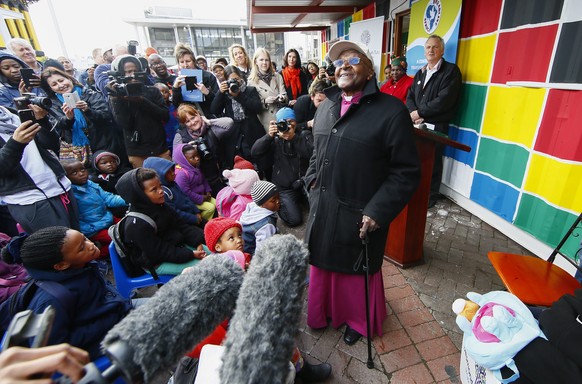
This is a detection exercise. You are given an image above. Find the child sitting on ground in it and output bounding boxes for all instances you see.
[173,143,216,221]
[115,167,206,276]
[0,226,132,359]
[204,217,251,269]
[186,216,330,383]
[143,156,205,227]
[216,156,259,221]
[62,160,126,257]
[239,180,280,254]
[89,150,130,195]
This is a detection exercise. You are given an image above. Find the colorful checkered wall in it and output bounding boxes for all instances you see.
[444,0,582,258]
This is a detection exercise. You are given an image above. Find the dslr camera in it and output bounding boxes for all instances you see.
[276,120,290,133]
[107,71,147,97]
[13,93,52,110]
[191,137,212,160]
[325,63,336,77]
[227,79,240,93]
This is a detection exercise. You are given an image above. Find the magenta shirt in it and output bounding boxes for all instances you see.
[340,91,363,117]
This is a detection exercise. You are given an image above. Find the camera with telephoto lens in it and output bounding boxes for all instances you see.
[107,71,146,96]
[13,93,52,110]
[276,120,290,133]
[227,79,240,93]
[191,137,212,160]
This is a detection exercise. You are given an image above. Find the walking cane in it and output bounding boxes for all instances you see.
[362,232,374,369]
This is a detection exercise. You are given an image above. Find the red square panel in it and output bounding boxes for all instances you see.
[535,89,582,162]
[491,25,558,84]
[461,0,503,38]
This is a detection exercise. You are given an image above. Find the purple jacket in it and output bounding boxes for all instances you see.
[172,143,211,205]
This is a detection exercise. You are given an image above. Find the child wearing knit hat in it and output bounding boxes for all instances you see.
[203,217,250,269]
[239,180,280,254]
[215,163,259,221]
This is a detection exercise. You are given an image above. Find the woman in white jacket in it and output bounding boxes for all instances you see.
[246,48,288,133]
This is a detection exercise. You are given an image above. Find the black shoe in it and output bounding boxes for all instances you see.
[298,361,331,383]
[343,325,362,345]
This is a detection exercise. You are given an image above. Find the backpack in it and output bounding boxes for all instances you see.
[0,259,30,305]
[0,232,30,305]
[108,211,159,279]
[0,279,75,335]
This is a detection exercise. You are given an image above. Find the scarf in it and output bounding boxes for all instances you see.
[0,106,21,135]
[257,71,273,86]
[228,83,247,121]
[56,86,90,146]
[281,67,302,100]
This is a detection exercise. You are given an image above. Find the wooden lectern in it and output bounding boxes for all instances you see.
[385,127,471,268]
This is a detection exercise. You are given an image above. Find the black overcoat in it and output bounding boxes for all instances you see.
[305,78,421,274]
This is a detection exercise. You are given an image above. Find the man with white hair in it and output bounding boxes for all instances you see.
[7,37,42,73]
[406,34,462,208]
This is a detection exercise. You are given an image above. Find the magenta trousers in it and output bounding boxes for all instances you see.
[307,265,387,337]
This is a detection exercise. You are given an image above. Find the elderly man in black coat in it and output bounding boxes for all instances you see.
[305,40,420,345]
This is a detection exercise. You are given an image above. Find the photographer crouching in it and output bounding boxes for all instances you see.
[251,107,313,227]
[107,54,170,168]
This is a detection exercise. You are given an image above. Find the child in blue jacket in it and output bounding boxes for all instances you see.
[62,160,126,256]
[143,156,204,227]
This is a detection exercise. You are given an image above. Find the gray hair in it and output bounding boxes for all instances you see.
[426,35,445,50]
[7,37,33,53]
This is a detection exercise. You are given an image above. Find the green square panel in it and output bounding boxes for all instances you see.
[452,83,487,132]
[475,138,529,188]
[515,193,581,260]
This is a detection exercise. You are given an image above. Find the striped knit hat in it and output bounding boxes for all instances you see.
[251,180,278,206]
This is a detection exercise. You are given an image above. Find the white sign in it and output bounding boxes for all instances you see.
[348,16,384,77]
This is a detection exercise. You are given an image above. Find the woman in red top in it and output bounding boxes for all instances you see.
[279,49,308,107]
[380,56,413,104]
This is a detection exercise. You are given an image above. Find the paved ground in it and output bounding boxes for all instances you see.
[283,197,528,383]
[136,196,528,383]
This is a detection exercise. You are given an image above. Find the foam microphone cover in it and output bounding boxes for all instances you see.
[220,234,309,383]
[101,254,244,382]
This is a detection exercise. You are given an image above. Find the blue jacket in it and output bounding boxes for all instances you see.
[143,157,201,225]
[70,180,126,237]
[25,263,131,359]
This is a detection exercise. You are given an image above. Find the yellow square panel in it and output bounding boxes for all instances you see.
[482,86,546,147]
[524,153,582,212]
[458,35,497,84]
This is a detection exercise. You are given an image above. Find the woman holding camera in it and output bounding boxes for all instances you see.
[210,65,264,171]
[173,104,234,195]
[280,49,308,107]
[247,48,288,133]
[40,67,122,164]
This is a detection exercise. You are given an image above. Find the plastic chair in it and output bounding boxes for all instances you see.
[488,213,582,307]
[108,242,173,299]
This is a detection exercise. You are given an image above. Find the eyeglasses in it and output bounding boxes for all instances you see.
[332,56,361,68]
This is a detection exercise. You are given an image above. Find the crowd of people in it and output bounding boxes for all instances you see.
[0,35,463,382]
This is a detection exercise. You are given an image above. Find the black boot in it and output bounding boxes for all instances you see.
[297,360,331,383]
